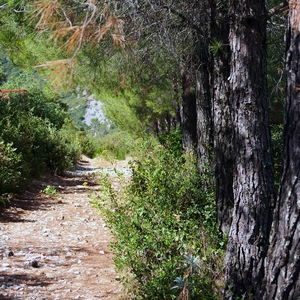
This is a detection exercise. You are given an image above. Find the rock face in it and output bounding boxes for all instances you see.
[0,157,125,300]
[83,98,107,126]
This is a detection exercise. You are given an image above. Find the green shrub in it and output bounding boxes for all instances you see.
[79,131,99,158]
[157,127,183,157]
[0,140,25,197]
[45,126,81,173]
[94,131,138,160]
[2,91,69,129]
[0,91,82,197]
[42,185,57,196]
[1,110,81,175]
[92,138,224,299]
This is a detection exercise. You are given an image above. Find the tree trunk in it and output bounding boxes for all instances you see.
[210,2,234,235]
[180,67,197,152]
[263,2,300,298]
[224,0,275,298]
[195,39,213,173]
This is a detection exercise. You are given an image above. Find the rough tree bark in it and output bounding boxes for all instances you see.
[179,49,213,176]
[224,0,275,298]
[195,38,213,173]
[180,63,197,152]
[263,1,300,298]
[210,1,234,235]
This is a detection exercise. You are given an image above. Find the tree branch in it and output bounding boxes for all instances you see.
[161,5,203,35]
[267,1,288,19]
[0,2,29,12]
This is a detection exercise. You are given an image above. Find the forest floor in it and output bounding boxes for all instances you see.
[0,156,131,300]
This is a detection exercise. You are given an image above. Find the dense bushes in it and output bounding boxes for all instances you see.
[93,135,225,299]
[0,140,24,195]
[94,131,137,160]
[0,92,81,201]
[81,130,138,160]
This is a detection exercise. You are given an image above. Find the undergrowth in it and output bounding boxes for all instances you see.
[81,131,137,160]
[92,135,225,299]
[0,92,81,203]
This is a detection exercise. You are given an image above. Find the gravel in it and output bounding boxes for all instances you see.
[0,157,126,299]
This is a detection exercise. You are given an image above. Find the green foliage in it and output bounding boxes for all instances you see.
[0,91,81,197]
[44,124,81,173]
[43,185,57,196]
[79,129,141,160]
[0,2,64,70]
[0,66,6,84]
[172,254,220,300]
[0,91,69,128]
[97,89,145,135]
[92,138,224,299]
[92,131,139,160]
[77,48,179,136]
[158,127,183,157]
[209,40,224,56]
[79,132,99,158]
[0,140,25,197]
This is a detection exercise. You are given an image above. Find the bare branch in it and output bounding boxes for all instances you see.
[161,5,203,35]
[12,9,30,13]
[267,1,288,19]
[74,1,98,56]
[57,2,73,27]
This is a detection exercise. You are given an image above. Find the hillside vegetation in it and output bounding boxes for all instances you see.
[0,90,81,202]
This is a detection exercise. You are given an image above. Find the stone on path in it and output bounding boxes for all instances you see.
[0,157,124,299]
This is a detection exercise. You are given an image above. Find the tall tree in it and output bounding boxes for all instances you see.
[180,58,197,152]
[209,1,234,235]
[223,0,275,298]
[194,4,214,172]
[263,1,300,298]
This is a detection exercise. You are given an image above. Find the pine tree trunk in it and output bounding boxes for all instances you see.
[224,0,275,298]
[210,3,234,235]
[195,40,213,172]
[180,67,197,152]
[263,2,300,298]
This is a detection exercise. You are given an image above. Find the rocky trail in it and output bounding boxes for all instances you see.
[0,156,130,300]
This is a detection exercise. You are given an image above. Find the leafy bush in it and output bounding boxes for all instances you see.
[0,91,69,129]
[79,131,99,158]
[157,127,183,157]
[93,138,224,299]
[0,140,25,196]
[43,185,57,196]
[45,125,81,173]
[77,130,135,160]
[94,131,138,160]
[0,92,82,197]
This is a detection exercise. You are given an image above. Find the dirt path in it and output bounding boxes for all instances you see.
[0,157,127,300]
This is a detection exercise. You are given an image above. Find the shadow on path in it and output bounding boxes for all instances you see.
[0,159,100,223]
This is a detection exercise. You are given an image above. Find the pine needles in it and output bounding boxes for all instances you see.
[30,1,126,86]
